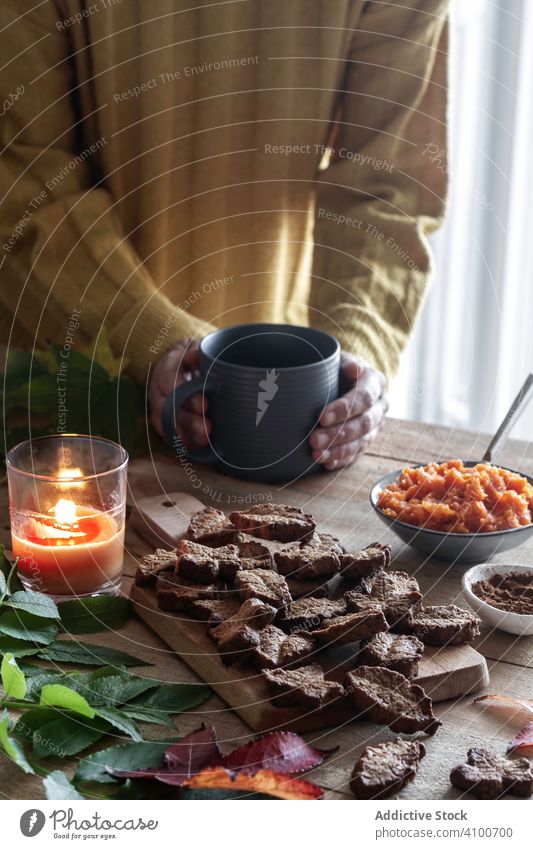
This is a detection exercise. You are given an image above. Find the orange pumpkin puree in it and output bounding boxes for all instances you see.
[378,460,533,533]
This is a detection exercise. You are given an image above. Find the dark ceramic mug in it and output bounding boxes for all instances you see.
[161,323,340,482]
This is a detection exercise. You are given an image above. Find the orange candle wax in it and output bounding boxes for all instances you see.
[12,499,124,596]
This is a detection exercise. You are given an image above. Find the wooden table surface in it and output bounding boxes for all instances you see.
[2,417,532,800]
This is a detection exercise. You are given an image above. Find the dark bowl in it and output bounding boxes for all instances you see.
[370,461,533,564]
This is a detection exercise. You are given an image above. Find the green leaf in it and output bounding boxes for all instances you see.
[43,770,84,800]
[13,707,59,742]
[37,640,148,667]
[24,672,66,701]
[138,683,211,714]
[58,596,130,634]
[15,662,46,677]
[0,547,23,595]
[93,707,142,741]
[0,711,34,773]
[121,705,175,729]
[1,653,27,699]
[34,347,60,375]
[0,571,6,598]
[0,637,41,658]
[75,740,174,784]
[24,666,119,702]
[6,373,57,414]
[2,349,48,394]
[1,340,141,457]
[81,674,158,707]
[51,344,110,384]
[13,706,106,758]
[40,684,95,718]
[0,610,58,645]
[6,591,59,620]
[84,327,128,379]
[33,715,108,758]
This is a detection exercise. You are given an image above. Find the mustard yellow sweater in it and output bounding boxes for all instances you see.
[0,0,448,384]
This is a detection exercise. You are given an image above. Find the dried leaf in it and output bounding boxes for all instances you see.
[182,767,323,799]
[108,725,221,786]
[507,721,533,756]
[106,726,331,791]
[474,694,533,725]
[220,731,336,775]
[157,726,221,786]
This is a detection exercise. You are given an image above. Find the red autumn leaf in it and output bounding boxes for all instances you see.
[507,720,533,756]
[182,767,323,799]
[108,725,221,786]
[159,725,221,785]
[220,731,336,775]
[107,726,330,792]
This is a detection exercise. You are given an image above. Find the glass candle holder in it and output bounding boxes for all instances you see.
[6,435,128,599]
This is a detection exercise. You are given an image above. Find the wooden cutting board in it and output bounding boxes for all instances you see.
[129,492,490,733]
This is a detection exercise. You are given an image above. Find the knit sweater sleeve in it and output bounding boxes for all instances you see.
[309,0,449,382]
[0,1,215,384]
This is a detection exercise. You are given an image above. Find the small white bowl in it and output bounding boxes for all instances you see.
[462,563,533,636]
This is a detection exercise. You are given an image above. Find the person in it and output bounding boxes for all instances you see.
[0,0,448,469]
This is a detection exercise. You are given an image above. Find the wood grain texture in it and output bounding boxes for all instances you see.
[129,491,205,549]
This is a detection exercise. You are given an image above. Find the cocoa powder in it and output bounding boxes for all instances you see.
[471,571,533,615]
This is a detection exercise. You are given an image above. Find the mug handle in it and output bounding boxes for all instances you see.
[161,376,217,464]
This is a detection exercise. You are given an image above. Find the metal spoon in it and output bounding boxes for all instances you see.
[483,374,533,463]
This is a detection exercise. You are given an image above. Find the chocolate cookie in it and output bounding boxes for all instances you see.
[262,663,345,710]
[234,569,292,608]
[210,598,277,664]
[219,539,273,581]
[155,573,219,612]
[277,596,346,632]
[350,739,426,799]
[303,531,346,555]
[230,504,316,543]
[403,604,481,646]
[187,507,237,546]
[177,540,240,584]
[285,576,330,600]
[252,625,316,669]
[359,570,422,627]
[236,538,273,565]
[358,632,425,678]
[134,548,176,587]
[339,542,392,580]
[312,609,388,648]
[274,544,340,580]
[450,748,533,799]
[187,597,241,626]
[345,666,441,736]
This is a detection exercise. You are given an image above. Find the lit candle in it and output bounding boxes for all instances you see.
[11,493,125,597]
[7,437,128,600]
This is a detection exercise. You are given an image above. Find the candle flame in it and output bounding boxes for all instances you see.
[57,467,84,484]
[54,498,77,525]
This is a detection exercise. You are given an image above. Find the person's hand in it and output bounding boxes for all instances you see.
[309,353,388,470]
[148,338,211,448]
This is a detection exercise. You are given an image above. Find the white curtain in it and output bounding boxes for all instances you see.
[389,0,533,445]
